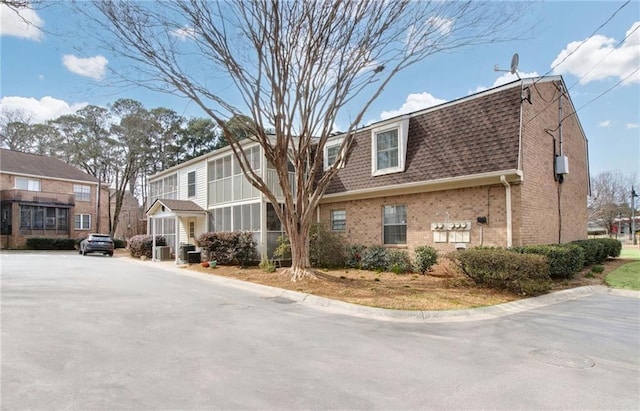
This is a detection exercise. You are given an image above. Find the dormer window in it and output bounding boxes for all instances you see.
[371,117,409,176]
[324,138,344,170]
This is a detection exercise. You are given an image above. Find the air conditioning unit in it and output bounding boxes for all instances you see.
[153,246,171,261]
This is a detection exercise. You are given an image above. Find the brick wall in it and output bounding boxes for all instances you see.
[319,184,512,253]
[518,80,589,245]
[0,174,110,248]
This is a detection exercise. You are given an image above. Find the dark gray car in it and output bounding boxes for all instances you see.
[79,233,114,256]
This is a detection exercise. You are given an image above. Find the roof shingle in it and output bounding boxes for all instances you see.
[0,149,99,183]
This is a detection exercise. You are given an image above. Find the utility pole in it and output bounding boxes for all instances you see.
[632,186,638,246]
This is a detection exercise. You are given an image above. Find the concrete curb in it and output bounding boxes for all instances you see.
[129,257,640,323]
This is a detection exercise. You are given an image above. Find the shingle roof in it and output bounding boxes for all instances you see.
[153,199,205,212]
[0,148,99,183]
[325,85,522,194]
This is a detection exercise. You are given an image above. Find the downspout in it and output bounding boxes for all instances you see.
[501,176,513,248]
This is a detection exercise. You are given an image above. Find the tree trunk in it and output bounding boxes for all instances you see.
[284,221,316,282]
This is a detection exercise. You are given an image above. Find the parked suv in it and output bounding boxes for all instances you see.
[79,234,114,257]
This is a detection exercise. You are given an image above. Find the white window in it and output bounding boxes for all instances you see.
[383,205,407,245]
[187,171,196,197]
[74,184,91,202]
[15,177,41,191]
[74,214,91,230]
[331,210,346,231]
[371,117,410,176]
[324,138,345,170]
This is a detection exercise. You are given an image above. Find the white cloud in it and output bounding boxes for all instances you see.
[0,96,88,123]
[598,120,612,127]
[172,26,196,41]
[426,16,453,36]
[37,74,44,80]
[626,123,639,129]
[551,21,640,84]
[380,92,447,120]
[471,71,540,94]
[62,54,108,80]
[0,4,43,41]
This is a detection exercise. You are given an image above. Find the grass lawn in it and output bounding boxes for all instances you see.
[605,261,640,291]
[620,247,640,260]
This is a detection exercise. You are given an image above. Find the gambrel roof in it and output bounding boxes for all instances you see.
[0,148,99,183]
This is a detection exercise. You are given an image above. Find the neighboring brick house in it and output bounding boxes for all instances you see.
[319,76,589,251]
[0,149,110,249]
[147,75,589,262]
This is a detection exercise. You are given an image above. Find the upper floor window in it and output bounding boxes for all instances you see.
[324,139,344,170]
[371,117,410,176]
[383,205,407,245]
[148,174,178,204]
[15,177,40,191]
[74,184,91,202]
[187,171,196,197]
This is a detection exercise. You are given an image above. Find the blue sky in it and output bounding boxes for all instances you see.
[1,1,638,180]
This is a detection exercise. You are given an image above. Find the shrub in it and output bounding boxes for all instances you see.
[386,249,412,274]
[197,231,257,265]
[570,240,606,266]
[594,238,622,258]
[448,247,552,295]
[113,238,126,249]
[272,235,291,260]
[25,237,76,250]
[591,265,605,274]
[309,224,347,268]
[345,244,366,269]
[511,244,584,279]
[259,258,276,273]
[414,246,438,274]
[128,235,167,258]
[360,246,389,272]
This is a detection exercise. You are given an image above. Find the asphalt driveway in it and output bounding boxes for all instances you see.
[2,251,639,410]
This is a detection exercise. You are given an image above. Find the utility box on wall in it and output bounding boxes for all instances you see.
[555,155,569,175]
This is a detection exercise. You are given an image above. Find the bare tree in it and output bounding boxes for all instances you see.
[589,171,637,235]
[0,109,34,151]
[86,0,528,280]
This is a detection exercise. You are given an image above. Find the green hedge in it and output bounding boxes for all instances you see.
[570,240,607,265]
[511,244,584,279]
[309,224,347,268]
[449,248,551,295]
[414,246,438,274]
[24,238,77,250]
[593,238,622,258]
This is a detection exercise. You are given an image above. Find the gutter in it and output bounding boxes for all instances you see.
[501,175,513,248]
[320,169,523,204]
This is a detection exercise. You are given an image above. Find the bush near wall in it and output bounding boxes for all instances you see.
[414,246,439,274]
[448,247,552,295]
[345,244,366,269]
[386,249,413,274]
[360,246,389,272]
[593,238,622,258]
[196,231,257,266]
[25,238,77,250]
[128,235,167,259]
[511,244,584,279]
[309,224,347,268]
[570,239,608,266]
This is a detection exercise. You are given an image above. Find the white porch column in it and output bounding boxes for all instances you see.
[174,215,180,264]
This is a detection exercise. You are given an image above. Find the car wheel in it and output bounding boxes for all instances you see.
[78,249,82,255]
[82,249,87,256]
[108,251,113,257]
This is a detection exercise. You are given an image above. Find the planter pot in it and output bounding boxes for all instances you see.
[210,260,217,268]
[201,261,210,268]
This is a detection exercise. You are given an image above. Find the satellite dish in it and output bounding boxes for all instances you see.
[510,53,519,75]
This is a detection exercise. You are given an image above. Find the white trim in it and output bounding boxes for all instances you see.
[320,169,524,204]
[371,117,409,176]
[5,171,99,186]
[501,175,513,247]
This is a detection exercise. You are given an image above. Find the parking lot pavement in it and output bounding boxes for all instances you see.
[2,251,639,410]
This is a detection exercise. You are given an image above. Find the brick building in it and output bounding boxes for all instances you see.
[146,76,589,262]
[318,76,590,251]
[0,149,110,249]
